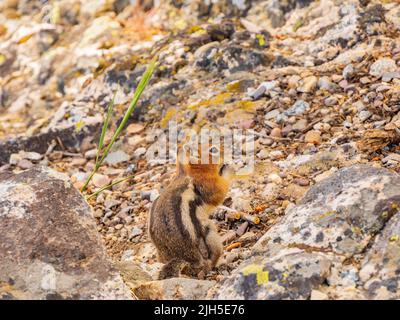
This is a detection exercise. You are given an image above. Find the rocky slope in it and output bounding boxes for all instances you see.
[1,0,400,300]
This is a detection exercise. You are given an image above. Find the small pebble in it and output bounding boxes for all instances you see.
[85,149,97,159]
[358,110,372,122]
[294,178,309,186]
[125,164,137,174]
[93,209,104,218]
[269,150,284,160]
[382,71,400,82]
[17,159,33,169]
[71,158,87,166]
[342,64,354,80]
[24,152,42,161]
[264,109,280,120]
[287,75,301,89]
[131,227,143,237]
[331,74,342,82]
[338,79,348,89]
[292,119,307,132]
[127,123,145,134]
[304,130,322,144]
[104,150,130,165]
[324,96,338,106]
[267,172,282,184]
[284,100,310,116]
[359,76,371,84]
[247,83,266,100]
[318,76,334,91]
[369,58,397,78]
[257,149,269,159]
[133,147,147,158]
[281,125,293,136]
[92,173,111,188]
[298,76,318,93]
[270,127,282,138]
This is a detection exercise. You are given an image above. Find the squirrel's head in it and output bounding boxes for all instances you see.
[176,141,234,180]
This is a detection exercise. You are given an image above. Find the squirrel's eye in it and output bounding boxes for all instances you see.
[209,146,219,154]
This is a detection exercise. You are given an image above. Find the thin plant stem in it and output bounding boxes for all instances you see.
[96,91,116,164]
[80,57,157,192]
[86,175,135,200]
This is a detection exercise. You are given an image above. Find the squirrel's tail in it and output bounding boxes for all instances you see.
[158,259,189,280]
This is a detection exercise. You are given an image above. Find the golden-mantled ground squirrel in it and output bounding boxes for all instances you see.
[148,143,233,279]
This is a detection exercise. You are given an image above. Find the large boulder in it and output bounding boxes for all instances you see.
[215,165,400,300]
[0,166,133,300]
[254,165,400,257]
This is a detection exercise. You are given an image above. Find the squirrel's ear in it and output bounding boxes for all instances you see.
[176,145,188,176]
[177,161,186,176]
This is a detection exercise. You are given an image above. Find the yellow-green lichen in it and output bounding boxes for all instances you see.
[237,100,255,111]
[256,34,266,46]
[160,108,177,128]
[241,264,269,285]
[314,210,336,222]
[187,92,232,110]
[226,81,241,92]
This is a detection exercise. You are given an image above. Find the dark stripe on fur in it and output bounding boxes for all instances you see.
[190,184,211,258]
[149,197,158,234]
[171,182,190,237]
[189,184,204,238]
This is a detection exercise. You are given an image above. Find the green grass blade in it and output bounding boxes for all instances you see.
[96,91,116,164]
[97,57,157,166]
[80,57,157,193]
[86,175,135,200]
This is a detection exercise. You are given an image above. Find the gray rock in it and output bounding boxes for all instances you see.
[369,58,398,78]
[0,122,101,165]
[359,213,400,299]
[0,167,132,300]
[284,100,310,117]
[324,97,338,106]
[382,153,400,163]
[382,71,400,82]
[194,41,271,74]
[248,81,279,100]
[358,110,372,122]
[257,149,269,159]
[318,77,335,91]
[84,149,98,159]
[342,64,354,80]
[297,76,318,93]
[247,84,266,100]
[104,150,130,165]
[134,147,147,158]
[264,0,312,28]
[141,189,159,202]
[376,85,391,92]
[264,109,281,120]
[216,247,331,300]
[131,227,143,238]
[125,164,137,174]
[255,165,400,257]
[17,159,33,169]
[292,119,308,132]
[22,151,43,161]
